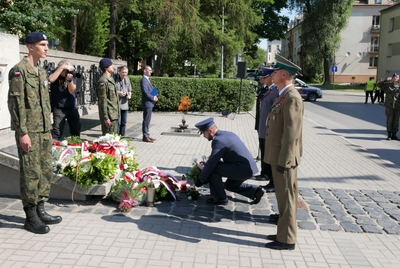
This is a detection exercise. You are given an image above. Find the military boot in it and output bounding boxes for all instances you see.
[23,205,50,234]
[391,132,399,140]
[37,201,62,224]
[387,132,391,140]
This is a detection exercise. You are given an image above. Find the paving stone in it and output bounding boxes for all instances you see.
[354,215,376,225]
[340,222,363,233]
[383,225,400,234]
[391,199,400,204]
[305,200,325,206]
[360,225,382,234]
[309,205,329,213]
[353,197,371,202]
[297,221,317,230]
[320,224,341,231]
[346,207,365,215]
[297,208,312,220]
[389,214,400,221]
[312,212,336,224]
[324,200,342,206]
[334,214,354,223]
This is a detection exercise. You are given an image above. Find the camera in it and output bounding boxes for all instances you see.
[67,71,82,79]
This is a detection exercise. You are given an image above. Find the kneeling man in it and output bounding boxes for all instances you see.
[194,118,264,205]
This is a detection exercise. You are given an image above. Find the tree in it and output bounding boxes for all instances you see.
[242,47,267,69]
[288,0,353,84]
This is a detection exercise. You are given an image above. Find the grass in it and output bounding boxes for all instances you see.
[310,83,364,92]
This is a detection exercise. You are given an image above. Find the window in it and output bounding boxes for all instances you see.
[276,45,280,51]
[369,57,378,67]
[389,18,394,32]
[375,0,381,3]
[268,45,271,52]
[370,37,379,52]
[372,16,380,27]
[388,44,392,56]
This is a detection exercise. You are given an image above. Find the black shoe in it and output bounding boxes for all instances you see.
[266,234,277,241]
[207,197,228,205]
[254,174,269,181]
[252,187,264,204]
[23,205,50,234]
[391,132,399,140]
[262,182,275,192]
[37,201,62,225]
[265,241,295,250]
[270,213,279,219]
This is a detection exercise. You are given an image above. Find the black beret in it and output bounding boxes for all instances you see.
[25,32,47,44]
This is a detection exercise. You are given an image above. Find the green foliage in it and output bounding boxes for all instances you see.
[242,47,267,69]
[64,136,83,145]
[128,76,256,113]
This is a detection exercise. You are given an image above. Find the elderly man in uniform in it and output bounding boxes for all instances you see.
[194,118,264,205]
[8,32,62,234]
[256,68,279,192]
[96,58,120,135]
[264,55,303,250]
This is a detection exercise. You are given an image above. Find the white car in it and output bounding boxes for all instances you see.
[294,78,323,102]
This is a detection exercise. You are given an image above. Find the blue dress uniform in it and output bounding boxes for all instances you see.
[195,118,264,205]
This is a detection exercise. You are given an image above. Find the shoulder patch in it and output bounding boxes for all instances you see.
[14,72,21,77]
[100,82,105,87]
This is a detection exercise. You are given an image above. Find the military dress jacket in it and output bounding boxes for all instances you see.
[378,80,400,110]
[96,74,120,121]
[8,57,51,135]
[264,85,304,168]
[198,130,259,183]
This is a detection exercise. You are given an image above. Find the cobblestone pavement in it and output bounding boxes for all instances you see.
[1,91,400,267]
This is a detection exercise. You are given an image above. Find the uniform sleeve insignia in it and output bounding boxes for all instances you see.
[269,92,274,95]
[280,96,286,103]
[100,83,105,86]
[14,72,21,77]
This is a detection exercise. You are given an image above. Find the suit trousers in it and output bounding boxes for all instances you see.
[271,164,298,245]
[118,109,128,136]
[142,107,153,138]
[51,107,81,140]
[259,138,273,181]
[207,161,257,200]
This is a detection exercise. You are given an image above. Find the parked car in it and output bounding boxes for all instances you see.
[294,78,323,102]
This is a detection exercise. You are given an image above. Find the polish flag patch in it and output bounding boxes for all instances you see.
[100,83,104,86]
[14,72,21,77]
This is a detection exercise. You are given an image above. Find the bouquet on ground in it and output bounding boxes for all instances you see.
[109,166,182,212]
[186,185,200,200]
[52,134,138,189]
[186,155,207,185]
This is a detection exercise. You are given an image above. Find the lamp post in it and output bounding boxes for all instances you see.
[221,5,224,79]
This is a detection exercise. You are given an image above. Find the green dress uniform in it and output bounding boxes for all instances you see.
[7,57,53,208]
[377,80,400,139]
[96,74,120,135]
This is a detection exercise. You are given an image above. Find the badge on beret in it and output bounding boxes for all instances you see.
[14,72,21,77]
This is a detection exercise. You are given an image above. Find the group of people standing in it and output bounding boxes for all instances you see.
[6,31,157,235]
[193,55,304,251]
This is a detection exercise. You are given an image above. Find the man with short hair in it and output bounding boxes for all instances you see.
[140,65,158,142]
[96,58,120,135]
[48,60,81,140]
[194,118,264,205]
[8,32,62,234]
[264,55,303,250]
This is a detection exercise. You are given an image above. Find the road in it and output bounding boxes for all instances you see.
[303,90,400,167]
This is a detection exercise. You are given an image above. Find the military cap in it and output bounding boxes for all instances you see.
[195,118,215,132]
[99,58,113,69]
[258,67,275,78]
[25,32,47,44]
[274,54,302,75]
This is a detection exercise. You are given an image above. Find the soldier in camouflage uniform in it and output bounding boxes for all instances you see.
[96,58,120,135]
[7,32,62,234]
[377,73,400,141]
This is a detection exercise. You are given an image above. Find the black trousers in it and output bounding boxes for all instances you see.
[51,107,81,140]
[259,138,273,181]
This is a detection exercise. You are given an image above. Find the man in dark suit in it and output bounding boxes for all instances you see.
[194,118,264,205]
[256,68,279,192]
[264,55,303,250]
[140,65,158,142]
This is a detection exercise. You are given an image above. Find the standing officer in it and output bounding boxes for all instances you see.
[48,60,81,140]
[194,118,264,205]
[256,68,279,192]
[96,58,120,135]
[264,55,303,250]
[377,73,400,140]
[8,32,62,234]
[141,65,158,142]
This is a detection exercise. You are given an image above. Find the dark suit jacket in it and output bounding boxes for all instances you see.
[198,130,259,182]
[264,85,303,168]
[140,76,154,108]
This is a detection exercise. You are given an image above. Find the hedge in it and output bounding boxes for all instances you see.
[127,76,256,113]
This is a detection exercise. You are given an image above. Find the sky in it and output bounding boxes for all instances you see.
[258,8,296,50]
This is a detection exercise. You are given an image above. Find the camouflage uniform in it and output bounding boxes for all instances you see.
[96,74,120,135]
[7,57,53,207]
[378,80,400,134]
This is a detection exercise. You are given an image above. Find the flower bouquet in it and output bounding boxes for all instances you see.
[186,156,207,185]
[186,185,200,200]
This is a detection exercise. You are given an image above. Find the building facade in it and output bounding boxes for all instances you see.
[281,0,395,83]
[377,2,400,80]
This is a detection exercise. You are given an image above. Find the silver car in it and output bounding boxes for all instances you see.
[294,78,323,102]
